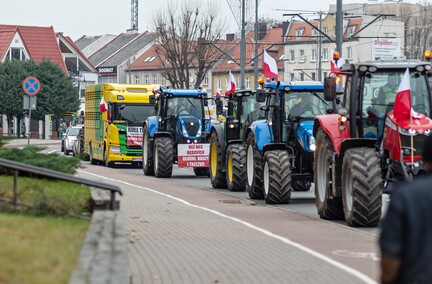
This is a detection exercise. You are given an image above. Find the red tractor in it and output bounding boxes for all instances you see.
[314,58,432,227]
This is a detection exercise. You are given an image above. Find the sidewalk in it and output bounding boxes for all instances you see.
[3,137,61,147]
[77,167,379,284]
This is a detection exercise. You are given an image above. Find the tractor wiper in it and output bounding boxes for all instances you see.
[187,98,197,110]
[312,92,330,106]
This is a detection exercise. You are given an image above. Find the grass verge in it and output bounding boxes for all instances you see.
[0,175,91,284]
[0,212,89,284]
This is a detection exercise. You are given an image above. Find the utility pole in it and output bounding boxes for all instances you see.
[253,0,259,89]
[317,11,323,81]
[335,0,343,56]
[240,0,246,89]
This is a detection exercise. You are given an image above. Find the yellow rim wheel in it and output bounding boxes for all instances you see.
[211,142,217,177]
[227,152,233,182]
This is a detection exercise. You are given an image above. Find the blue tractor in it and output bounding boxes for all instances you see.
[246,81,331,204]
[142,87,212,178]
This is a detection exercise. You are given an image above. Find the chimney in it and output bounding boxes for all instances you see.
[226,33,235,41]
[259,23,267,40]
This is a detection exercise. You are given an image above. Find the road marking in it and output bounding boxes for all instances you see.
[78,170,378,284]
[333,250,380,261]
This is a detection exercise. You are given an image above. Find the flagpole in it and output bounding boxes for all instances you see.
[410,104,414,176]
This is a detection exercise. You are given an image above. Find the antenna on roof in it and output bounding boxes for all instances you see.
[131,0,138,31]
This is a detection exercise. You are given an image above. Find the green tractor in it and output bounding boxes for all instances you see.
[209,90,265,191]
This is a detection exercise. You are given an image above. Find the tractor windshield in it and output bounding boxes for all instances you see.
[362,70,431,139]
[111,103,155,125]
[166,97,203,119]
[285,91,329,119]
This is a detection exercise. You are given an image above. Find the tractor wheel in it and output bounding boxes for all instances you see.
[293,181,311,191]
[194,168,210,177]
[314,129,344,220]
[142,126,154,176]
[263,150,292,204]
[209,131,227,188]
[246,132,264,199]
[153,137,173,178]
[342,148,383,227]
[226,144,246,192]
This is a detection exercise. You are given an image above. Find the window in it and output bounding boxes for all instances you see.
[246,77,250,89]
[312,28,318,37]
[203,75,209,86]
[161,77,167,86]
[300,73,304,80]
[144,75,149,84]
[347,46,353,59]
[311,49,317,62]
[153,75,158,84]
[311,72,316,81]
[217,78,222,89]
[290,73,295,81]
[290,50,295,62]
[299,49,305,62]
[348,26,356,36]
[6,48,27,61]
[134,75,140,84]
[323,27,328,35]
[295,28,303,39]
[322,48,329,61]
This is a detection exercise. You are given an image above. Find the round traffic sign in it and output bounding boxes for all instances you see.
[22,76,41,96]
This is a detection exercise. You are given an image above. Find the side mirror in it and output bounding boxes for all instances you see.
[215,99,223,116]
[324,77,336,101]
[256,89,267,103]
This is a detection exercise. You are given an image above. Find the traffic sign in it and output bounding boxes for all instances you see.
[22,76,41,96]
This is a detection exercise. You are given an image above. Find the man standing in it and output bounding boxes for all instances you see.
[379,135,432,283]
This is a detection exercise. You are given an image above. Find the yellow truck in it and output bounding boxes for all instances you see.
[84,83,156,167]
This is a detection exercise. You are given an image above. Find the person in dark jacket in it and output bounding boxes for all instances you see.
[379,134,432,284]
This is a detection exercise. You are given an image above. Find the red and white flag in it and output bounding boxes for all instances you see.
[215,88,221,98]
[263,49,279,80]
[100,96,110,120]
[330,49,345,72]
[225,70,236,96]
[393,68,422,122]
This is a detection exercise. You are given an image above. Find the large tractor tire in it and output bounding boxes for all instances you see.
[153,137,173,178]
[263,150,292,204]
[209,131,227,188]
[246,132,264,199]
[142,126,155,176]
[293,181,311,191]
[226,144,246,192]
[342,148,383,227]
[314,129,344,220]
[194,168,210,177]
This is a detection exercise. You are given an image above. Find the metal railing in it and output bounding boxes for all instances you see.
[0,158,122,210]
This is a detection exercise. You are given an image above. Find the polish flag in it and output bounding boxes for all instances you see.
[215,88,221,98]
[330,49,345,72]
[263,49,279,80]
[100,96,110,120]
[225,70,236,96]
[393,68,422,122]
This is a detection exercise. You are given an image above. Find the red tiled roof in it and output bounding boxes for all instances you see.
[344,18,363,38]
[214,27,285,73]
[286,21,319,41]
[0,24,67,73]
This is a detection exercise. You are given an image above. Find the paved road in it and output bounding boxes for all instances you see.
[78,163,381,284]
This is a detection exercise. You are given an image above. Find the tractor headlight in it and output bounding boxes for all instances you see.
[110,146,121,153]
[309,136,316,151]
[425,129,431,136]
[399,127,417,136]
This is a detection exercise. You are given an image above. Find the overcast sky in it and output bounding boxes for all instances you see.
[0,0,425,41]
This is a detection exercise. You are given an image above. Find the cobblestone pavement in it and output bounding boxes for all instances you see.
[78,166,379,284]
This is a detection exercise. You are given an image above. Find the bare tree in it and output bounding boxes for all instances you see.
[153,0,227,88]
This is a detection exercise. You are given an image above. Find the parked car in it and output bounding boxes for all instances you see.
[63,125,84,155]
